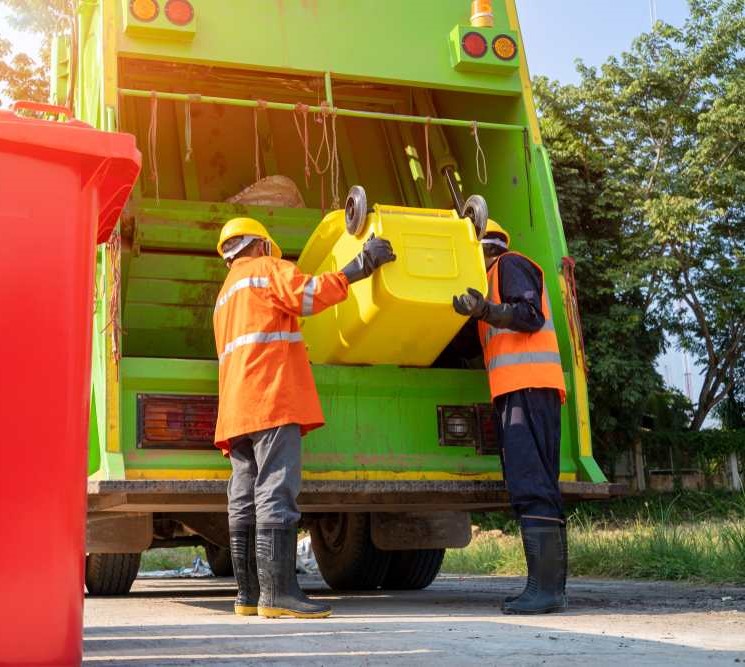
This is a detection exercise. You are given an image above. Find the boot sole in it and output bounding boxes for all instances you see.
[234,605,258,616]
[258,606,332,619]
[502,604,567,615]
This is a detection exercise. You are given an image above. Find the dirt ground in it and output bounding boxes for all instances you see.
[84,574,745,666]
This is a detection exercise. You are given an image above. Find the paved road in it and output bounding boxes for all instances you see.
[84,574,745,666]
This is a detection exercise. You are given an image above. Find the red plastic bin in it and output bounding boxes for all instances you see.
[0,102,140,666]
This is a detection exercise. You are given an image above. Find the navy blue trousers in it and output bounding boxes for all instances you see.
[494,388,564,525]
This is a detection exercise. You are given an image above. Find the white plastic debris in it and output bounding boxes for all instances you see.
[296,535,318,574]
[139,555,213,579]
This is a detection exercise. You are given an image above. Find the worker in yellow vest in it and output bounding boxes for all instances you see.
[453,220,567,615]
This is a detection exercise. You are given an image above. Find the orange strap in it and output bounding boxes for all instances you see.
[561,256,588,374]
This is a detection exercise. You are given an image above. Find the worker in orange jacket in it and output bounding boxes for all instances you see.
[214,217,395,619]
[453,220,567,615]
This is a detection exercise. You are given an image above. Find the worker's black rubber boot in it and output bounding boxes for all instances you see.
[502,523,567,615]
[503,523,568,605]
[256,526,332,619]
[560,523,568,596]
[230,526,259,616]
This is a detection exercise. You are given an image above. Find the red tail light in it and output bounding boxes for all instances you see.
[165,0,194,26]
[462,32,488,58]
[437,403,499,455]
[138,394,217,450]
[475,403,499,455]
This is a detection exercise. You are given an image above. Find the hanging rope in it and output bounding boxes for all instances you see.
[313,102,332,176]
[330,109,341,209]
[292,103,313,187]
[424,117,433,192]
[184,94,200,162]
[299,99,344,206]
[257,99,270,180]
[472,121,487,185]
[253,107,262,183]
[148,91,160,202]
[561,256,589,375]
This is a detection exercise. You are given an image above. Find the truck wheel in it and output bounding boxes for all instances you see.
[463,194,488,240]
[310,512,391,590]
[85,553,141,596]
[345,185,367,236]
[205,543,233,577]
[382,548,445,590]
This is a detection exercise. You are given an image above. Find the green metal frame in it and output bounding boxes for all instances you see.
[73,0,605,488]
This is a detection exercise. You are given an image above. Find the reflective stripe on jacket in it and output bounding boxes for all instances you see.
[213,255,349,452]
[477,251,566,402]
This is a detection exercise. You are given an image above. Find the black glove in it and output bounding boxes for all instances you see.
[453,287,488,318]
[341,234,396,284]
[452,288,513,328]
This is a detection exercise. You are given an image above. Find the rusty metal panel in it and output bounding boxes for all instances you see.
[371,511,472,550]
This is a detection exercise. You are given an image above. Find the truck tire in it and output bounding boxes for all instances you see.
[85,553,141,596]
[310,512,391,591]
[382,548,445,590]
[205,543,233,577]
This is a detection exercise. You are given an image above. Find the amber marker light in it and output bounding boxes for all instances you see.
[492,34,517,61]
[130,0,159,22]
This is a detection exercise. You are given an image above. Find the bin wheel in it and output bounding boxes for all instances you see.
[85,552,141,596]
[345,185,368,236]
[382,548,445,590]
[205,543,234,577]
[310,512,391,591]
[463,194,489,240]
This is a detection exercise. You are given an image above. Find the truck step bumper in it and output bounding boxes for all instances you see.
[87,479,625,513]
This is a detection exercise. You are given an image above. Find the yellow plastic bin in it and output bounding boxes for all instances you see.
[297,203,488,366]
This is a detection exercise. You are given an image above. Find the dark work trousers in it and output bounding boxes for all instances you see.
[227,423,302,532]
[494,388,565,526]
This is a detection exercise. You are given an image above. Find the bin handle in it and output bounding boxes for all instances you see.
[10,100,74,119]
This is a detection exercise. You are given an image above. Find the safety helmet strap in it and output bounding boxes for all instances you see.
[221,234,267,260]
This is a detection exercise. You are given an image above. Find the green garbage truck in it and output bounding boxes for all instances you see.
[54,0,617,595]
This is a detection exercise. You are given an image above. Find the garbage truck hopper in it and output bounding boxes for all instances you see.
[59,0,620,594]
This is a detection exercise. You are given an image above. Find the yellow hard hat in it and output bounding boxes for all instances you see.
[484,219,510,247]
[217,217,282,259]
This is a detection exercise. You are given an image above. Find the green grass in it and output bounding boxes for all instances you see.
[443,531,525,576]
[140,546,205,572]
[444,491,745,584]
[470,490,745,534]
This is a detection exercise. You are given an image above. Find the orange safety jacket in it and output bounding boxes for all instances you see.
[213,255,349,453]
[477,252,566,403]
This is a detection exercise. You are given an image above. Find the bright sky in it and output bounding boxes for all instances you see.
[0,0,703,413]
[517,0,691,83]
[0,6,39,58]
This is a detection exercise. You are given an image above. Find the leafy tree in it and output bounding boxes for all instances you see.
[572,0,745,430]
[534,77,665,459]
[716,357,745,429]
[0,37,47,103]
[0,0,74,105]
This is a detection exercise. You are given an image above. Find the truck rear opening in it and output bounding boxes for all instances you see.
[118,60,530,362]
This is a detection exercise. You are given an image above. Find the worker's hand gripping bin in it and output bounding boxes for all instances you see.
[0,102,140,666]
[298,186,489,366]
